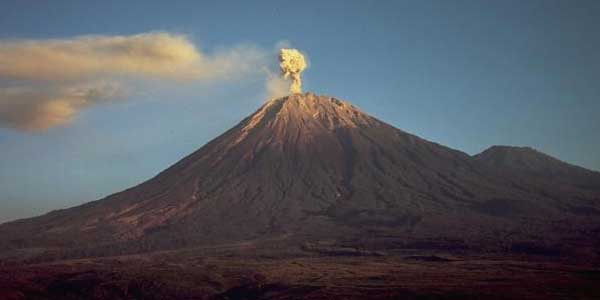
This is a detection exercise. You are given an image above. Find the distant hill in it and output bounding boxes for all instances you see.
[474,145,600,191]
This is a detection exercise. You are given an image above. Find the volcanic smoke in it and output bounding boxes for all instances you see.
[279,48,306,94]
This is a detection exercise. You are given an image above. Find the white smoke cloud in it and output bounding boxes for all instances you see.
[263,45,309,99]
[279,48,307,94]
[0,32,264,81]
[265,71,290,100]
[0,32,269,131]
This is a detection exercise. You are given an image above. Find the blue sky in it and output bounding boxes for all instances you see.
[1,0,599,223]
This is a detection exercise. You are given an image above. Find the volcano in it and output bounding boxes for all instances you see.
[2,93,600,299]
[1,93,599,258]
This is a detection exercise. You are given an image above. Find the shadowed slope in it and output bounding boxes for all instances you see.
[475,145,600,191]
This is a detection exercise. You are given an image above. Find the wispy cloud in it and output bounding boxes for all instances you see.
[0,32,269,131]
[265,71,290,100]
[0,32,265,81]
[0,82,122,131]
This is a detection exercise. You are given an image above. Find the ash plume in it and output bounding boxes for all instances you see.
[279,48,307,94]
[0,32,268,131]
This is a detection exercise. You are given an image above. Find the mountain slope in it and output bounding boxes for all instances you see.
[474,145,600,191]
[1,93,599,258]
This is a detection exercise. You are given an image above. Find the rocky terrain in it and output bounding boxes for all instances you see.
[1,245,599,300]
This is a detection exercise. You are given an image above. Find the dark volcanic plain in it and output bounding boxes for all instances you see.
[1,93,599,299]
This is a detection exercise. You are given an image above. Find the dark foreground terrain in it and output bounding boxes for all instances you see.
[1,242,600,300]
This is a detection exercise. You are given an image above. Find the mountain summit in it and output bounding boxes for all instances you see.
[1,93,599,258]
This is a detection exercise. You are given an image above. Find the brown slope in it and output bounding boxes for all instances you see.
[1,93,599,257]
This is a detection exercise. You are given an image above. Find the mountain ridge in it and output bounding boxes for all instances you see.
[1,93,599,260]
[475,145,600,191]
